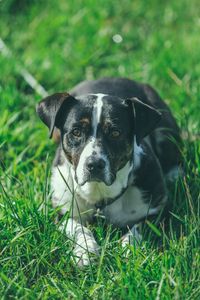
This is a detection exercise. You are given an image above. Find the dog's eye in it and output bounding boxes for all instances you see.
[71,128,82,137]
[110,129,121,138]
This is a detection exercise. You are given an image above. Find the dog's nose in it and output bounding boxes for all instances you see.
[86,157,106,172]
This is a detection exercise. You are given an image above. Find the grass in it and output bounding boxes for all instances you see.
[0,0,200,298]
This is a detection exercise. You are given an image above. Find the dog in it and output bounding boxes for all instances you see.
[36,77,181,266]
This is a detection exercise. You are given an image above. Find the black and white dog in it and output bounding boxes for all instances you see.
[36,78,181,266]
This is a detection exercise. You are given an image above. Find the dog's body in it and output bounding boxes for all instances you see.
[37,78,181,266]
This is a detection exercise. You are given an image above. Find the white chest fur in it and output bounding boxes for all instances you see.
[50,142,160,226]
[102,186,160,228]
[51,157,133,221]
[51,160,160,226]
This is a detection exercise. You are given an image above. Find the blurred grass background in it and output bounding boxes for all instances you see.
[0,0,200,299]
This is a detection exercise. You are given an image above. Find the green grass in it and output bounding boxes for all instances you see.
[0,0,200,298]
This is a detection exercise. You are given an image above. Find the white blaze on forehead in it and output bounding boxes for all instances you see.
[92,93,104,137]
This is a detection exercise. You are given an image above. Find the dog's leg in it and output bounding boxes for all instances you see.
[121,224,142,248]
[59,218,99,267]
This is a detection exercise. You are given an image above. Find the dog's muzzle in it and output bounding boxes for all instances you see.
[75,155,114,186]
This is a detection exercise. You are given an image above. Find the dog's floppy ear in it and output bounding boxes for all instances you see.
[36,92,75,138]
[128,97,162,145]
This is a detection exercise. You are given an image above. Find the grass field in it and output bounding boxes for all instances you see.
[0,0,200,299]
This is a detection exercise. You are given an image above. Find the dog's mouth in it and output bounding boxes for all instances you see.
[75,172,115,187]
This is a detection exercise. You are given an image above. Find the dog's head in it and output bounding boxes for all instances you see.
[36,92,161,186]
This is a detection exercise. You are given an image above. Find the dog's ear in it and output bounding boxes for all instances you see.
[128,97,162,145]
[36,92,75,138]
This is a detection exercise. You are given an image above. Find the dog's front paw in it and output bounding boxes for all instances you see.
[73,239,99,267]
[121,224,142,248]
[121,234,132,248]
